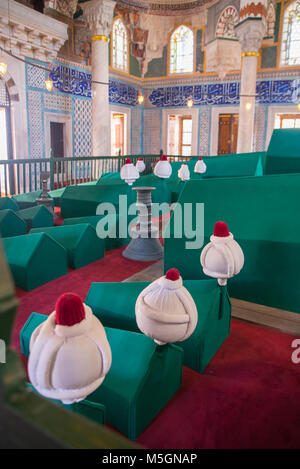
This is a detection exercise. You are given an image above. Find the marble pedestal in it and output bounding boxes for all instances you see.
[123,187,163,262]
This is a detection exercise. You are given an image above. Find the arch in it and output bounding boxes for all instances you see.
[112,17,128,73]
[216,6,239,39]
[170,25,194,74]
[280,0,300,66]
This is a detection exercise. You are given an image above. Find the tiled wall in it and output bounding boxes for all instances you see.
[143,109,161,154]
[25,58,299,158]
[131,107,142,155]
[74,98,92,157]
[26,59,91,158]
[199,107,211,156]
[254,105,267,152]
[27,89,43,160]
[26,59,141,158]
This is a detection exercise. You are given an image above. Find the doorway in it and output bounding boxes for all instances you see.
[111,113,126,156]
[167,114,193,157]
[50,121,65,173]
[218,114,239,155]
[50,122,65,158]
[180,116,192,157]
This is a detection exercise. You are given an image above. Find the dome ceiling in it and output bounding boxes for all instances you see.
[118,0,213,14]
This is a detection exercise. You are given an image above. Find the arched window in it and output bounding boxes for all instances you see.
[170,25,194,74]
[112,18,128,72]
[280,0,300,66]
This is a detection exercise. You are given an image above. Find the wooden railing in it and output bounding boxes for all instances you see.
[0,153,192,196]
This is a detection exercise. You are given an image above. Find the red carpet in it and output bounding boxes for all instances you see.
[138,320,300,449]
[10,247,300,449]
[11,246,155,353]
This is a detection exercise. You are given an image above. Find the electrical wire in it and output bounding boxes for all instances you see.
[0,46,109,86]
[0,47,299,100]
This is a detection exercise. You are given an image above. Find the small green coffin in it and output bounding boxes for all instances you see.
[18,205,53,231]
[12,190,43,209]
[63,214,136,251]
[2,233,68,291]
[85,279,231,373]
[20,313,183,440]
[0,196,18,211]
[0,209,26,238]
[30,224,105,269]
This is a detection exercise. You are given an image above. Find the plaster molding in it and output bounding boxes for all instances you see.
[0,0,68,61]
[44,112,73,158]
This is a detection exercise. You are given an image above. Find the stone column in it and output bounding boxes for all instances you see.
[235,1,267,153]
[82,0,115,157]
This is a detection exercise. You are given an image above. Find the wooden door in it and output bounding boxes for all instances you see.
[218,114,239,155]
[50,122,65,172]
[50,122,65,158]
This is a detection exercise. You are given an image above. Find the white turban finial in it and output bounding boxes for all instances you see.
[194,157,207,174]
[121,158,140,185]
[154,155,172,179]
[136,157,146,173]
[200,221,244,286]
[28,293,112,404]
[135,268,198,345]
[178,163,190,181]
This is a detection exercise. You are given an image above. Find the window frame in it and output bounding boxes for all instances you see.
[278,114,300,128]
[169,24,195,76]
[279,0,300,68]
[111,16,129,74]
[179,116,193,156]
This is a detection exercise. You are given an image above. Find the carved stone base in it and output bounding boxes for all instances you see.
[205,38,241,79]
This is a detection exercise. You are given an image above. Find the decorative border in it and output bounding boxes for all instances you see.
[239,2,267,20]
[118,0,208,15]
[49,63,140,106]
[50,64,92,98]
[148,78,300,107]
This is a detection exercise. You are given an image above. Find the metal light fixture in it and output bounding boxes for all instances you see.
[138,94,144,104]
[245,102,252,111]
[0,61,7,76]
[187,97,194,108]
[297,103,300,110]
[45,78,53,91]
